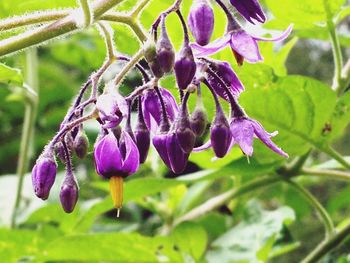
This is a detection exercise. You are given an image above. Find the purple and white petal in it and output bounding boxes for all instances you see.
[230,118,254,156]
[191,34,231,57]
[120,131,140,175]
[193,140,212,152]
[252,24,293,42]
[230,31,263,63]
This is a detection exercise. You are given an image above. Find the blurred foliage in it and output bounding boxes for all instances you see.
[0,0,349,262]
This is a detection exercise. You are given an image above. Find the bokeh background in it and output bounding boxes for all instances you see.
[0,0,350,262]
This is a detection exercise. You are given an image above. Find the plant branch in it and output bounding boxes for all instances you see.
[286,180,335,239]
[301,168,350,181]
[96,22,116,60]
[130,0,151,19]
[78,0,93,27]
[11,48,39,228]
[302,221,350,263]
[0,0,125,57]
[174,175,282,225]
[323,145,350,170]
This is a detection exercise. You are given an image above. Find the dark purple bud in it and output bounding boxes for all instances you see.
[135,102,150,164]
[32,154,57,200]
[59,175,79,213]
[190,106,208,137]
[153,132,171,168]
[210,108,232,158]
[149,60,164,78]
[74,131,89,159]
[166,133,190,174]
[55,142,66,163]
[229,0,266,24]
[174,44,197,90]
[156,17,175,73]
[143,38,157,63]
[188,0,214,46]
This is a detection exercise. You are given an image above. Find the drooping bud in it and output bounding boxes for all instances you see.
[32,152,57,200]
[74,131,89,159]
[152,118,171,168]
[174,44,197,90]
[149,60,164,78]
[135,99,150,163]
[156,17,175,73]
[210,105,232,158]
[59,175,79,213]
[188,0,214,46]
[166,133,190,174]
[190,107,208,137]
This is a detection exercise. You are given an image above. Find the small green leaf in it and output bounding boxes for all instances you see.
[0,63,22,85]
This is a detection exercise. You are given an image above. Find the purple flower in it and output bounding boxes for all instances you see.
[32,154,57,200]
[174,44,197,90]
[94,131,140,178]
[230,0,266,24]
[134,108,151,164]
[230,117,288,157]
[96,91,128,129]
[188,0,215,46]
[142,87,178,132]
[206,59,244,99]
[191,25,293,64]
[59,175,79,213]
[157,17,175,73]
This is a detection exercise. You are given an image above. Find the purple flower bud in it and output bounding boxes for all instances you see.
[166,132,190,174]
[156,18,175,73]
[207,60,244,99]
[94,131,140,179]
[188,0,214,46]
[153,132,171,169]
[142,87,178,132]
[210,108,232,158]
[32,154,57,200]
[174,44,197,90]
[229,0,266,24]
[135,103,150,164]
[74,131,89,159]
[59,175,79,213]
[190,106,208,137]
[149,60,164,78]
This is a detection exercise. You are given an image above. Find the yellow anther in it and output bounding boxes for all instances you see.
[109,176,124,216]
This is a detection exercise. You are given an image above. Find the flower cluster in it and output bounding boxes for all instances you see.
[31,0,290,215]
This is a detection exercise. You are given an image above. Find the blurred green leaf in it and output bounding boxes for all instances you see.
[206,201,295,263]
[328,91,350,140]
[0,63,22,85]
[171,222,208,261]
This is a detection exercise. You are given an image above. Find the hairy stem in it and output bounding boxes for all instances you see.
[302,222,350,263]
[97,22,116,60]
[130,0,151,19]
[286,180,335,239]
[302,168,350,181]
[0,0,125,57]
[79,0,92,27]
[11,48,39,228]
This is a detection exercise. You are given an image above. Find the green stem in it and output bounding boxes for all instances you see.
[323,145,350,170]
[0,0,124,57]
[130,0,151,19]
[301,168,350,181]
[174,175,282,225]
[79,0,92,27]
[302,222,350,263]
[322,0,343,92]
[97,22,116,60]
[286,180,335,239]
[10,48,39,228]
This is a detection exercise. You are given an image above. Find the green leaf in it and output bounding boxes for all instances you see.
[40,233,172,262]
[171,222,208,261]
[0,63,22,85]
[206,201,295,263]
[328,91,350,140]
[239,75,337,162]
[265,0,345,25]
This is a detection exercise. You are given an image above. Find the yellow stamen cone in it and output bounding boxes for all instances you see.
[109,176,124,216]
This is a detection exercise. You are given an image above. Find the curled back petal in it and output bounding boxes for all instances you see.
[230,31,263,63]
[252,24,293,42]
[191,34,231,57]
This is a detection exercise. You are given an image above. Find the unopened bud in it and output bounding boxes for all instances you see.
[174,44,197,90]
[156,18,175,73]
[60,175,79,213]
[190,107,208,137]
[143,38,157,63]
[74,131,89,159]
[210,109,232,158]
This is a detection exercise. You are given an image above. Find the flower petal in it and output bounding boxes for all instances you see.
[193,140,212,152]
[252,24,293,42]
[252,120,289,158]
[230,118,254,156]
[191,34,231,57]
[121,131,140,175]
[230,31,263,63]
